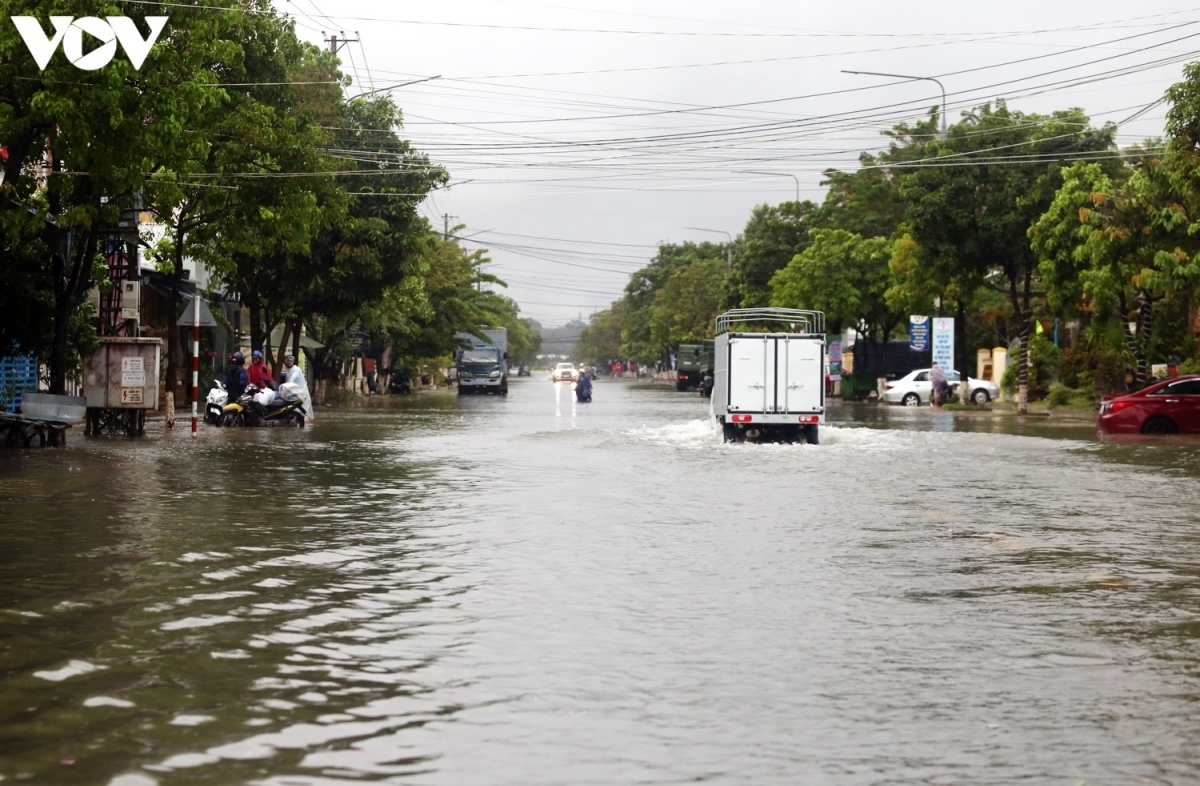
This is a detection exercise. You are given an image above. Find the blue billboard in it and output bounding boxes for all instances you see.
[909,316,930,352]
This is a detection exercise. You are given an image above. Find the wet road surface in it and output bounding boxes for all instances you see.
[2,377,1200,785]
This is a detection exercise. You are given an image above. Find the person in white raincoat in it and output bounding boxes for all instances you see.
[280,354,314,423]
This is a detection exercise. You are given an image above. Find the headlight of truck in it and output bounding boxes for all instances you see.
[489,370,501,378]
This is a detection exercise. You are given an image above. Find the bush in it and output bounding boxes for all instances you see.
[1181,358,1200,375]
[323,386,354,404]
[1001,333,1061,396]
[1047,383,1075,407]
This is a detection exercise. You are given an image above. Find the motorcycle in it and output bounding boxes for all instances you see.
[205,379,228,424]
[221,384,307,427]
[698,372,714,398]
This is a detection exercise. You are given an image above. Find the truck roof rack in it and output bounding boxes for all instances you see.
[715,308,825,336]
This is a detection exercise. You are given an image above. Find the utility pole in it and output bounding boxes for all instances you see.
[324,31,359,56]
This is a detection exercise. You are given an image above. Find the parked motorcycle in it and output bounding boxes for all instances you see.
[221,384,306,427]
[205,379,228,424]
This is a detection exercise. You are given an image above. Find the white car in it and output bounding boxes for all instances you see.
[552,362,577,381]
[883,368,1001,406]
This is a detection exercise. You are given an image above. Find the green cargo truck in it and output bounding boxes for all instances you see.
[675,340,714,392]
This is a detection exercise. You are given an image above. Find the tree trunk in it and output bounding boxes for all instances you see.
[48,231,96,394]
[1012,270,1033,415]
[1016,316,1031,415]
[164,222,187,426]
[277,321,293,367]
[955,300,968,403]
[49,287,72,395]
[248,294,264,360]
[1137,292,1153,385]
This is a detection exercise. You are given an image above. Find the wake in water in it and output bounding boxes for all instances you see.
[623,418,970,456]
[625,419,720,450]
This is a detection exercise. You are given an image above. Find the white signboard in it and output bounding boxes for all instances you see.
[121,357,146,387]
[932,317,955,374]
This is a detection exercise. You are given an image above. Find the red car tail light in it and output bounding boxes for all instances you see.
[1106,400,1134,414]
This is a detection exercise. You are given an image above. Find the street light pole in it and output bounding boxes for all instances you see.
[842,70,947,136]
[685,227,733,268]
[738,171,800,203]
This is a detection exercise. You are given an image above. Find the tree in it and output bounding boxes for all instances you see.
[897,102,1115,410]
[649,257,727,349]
[1031,156,1198,386]
[729,201,818,308]
[618,241,723,361]
[770,229,900,341]
[577,302,630,365]
[144,7,341,409]
[1,0,234,391]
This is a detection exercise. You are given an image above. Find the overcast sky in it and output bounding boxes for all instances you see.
[278,0,1198,328]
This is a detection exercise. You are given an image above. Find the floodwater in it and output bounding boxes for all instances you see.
[2,378,1200,785]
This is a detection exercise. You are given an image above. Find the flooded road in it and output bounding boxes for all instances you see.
[3,378,1200,785]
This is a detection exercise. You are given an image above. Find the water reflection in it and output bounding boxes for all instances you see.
[3,383,1200,784]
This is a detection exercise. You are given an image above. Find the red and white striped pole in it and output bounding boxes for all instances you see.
[191,297,200,438]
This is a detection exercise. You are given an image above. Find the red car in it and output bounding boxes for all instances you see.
[1097,375,1200,435]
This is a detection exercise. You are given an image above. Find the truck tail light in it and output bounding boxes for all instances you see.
[731,415,753,423]
[798,416,818,423]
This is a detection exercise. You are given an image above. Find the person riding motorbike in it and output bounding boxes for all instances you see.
[280,354,314,423]
[247,349,275,390]
[224,352,248,403]
[575,370,593,402]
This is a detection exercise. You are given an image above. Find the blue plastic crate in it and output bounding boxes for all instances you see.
[0,356,38,414]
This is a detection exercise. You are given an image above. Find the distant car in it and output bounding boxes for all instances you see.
[1098,375,1200,435]
[883,368,1000,406]
[552,362,576,381]
[517,364,531,377]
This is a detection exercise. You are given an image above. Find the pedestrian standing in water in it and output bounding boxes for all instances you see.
[930,362,950,408]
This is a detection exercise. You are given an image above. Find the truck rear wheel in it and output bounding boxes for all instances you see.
[676,381,689,392]
[722,424,741,443]
[805,425,819,445]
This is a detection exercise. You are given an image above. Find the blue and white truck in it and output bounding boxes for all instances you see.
[455,328,509,396]
[711,308,825,444]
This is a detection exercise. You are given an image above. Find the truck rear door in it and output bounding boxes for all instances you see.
[728,337,771,412]
[778,336,823,413]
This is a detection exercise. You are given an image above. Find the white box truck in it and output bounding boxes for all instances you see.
[711,308,825,444]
